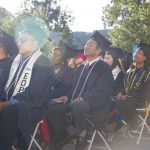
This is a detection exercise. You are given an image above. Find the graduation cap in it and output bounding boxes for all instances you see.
[106,47,124,59]
[0,29,18,56]
[91,31,111,51]
[58,40,84,64]
[138,43,150,57]
[15,16,49,48]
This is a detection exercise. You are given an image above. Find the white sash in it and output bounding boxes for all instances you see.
[5,50,42,97]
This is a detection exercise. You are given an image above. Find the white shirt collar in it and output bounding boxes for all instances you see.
[86,57,100,66]
[112,65,121,80]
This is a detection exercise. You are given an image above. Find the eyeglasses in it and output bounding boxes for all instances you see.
[17,37,28,44]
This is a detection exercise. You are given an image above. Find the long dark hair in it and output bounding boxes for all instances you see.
[138,43,150,69]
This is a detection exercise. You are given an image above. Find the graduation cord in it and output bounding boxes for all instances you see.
[145,72,150,82]
[125,68,136,94]
[5,57,30,99]
[125,69,146,94]
[71,61,98,101]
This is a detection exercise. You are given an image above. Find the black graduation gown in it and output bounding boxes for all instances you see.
[13,54,54,144]
[113,71,125,96]
[0,57,13,101]
[116,67,150,119]
[50,65,74,99]
[70,60,114,125]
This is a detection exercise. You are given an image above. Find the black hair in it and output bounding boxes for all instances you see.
[138,43,150,68]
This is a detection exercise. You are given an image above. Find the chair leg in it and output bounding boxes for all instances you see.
[28,121,43,150]
[97,131,111,150]
[139,115,150,133]
[32,136,43,150]
[12,145,16,150]
[88,130,96,150]
[137,115,148,144]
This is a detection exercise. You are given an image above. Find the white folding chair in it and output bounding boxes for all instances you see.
[28,120,43,150]
[129,104,150,144]
[12,145,17,150]
[86,118,111,150]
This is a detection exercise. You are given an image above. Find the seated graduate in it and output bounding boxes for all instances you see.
[49,47,74,99]
[111,43,150,125]
[0,17,54,150]
[0,40,14,102]
[104,48,125,99]
[46,35,113,150]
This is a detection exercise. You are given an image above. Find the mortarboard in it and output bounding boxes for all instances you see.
[106,47,124,59]
[91,31,111,51]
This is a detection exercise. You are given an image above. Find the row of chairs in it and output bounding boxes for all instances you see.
[12,103,150,150]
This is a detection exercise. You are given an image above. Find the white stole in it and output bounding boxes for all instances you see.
[5,50,42,97]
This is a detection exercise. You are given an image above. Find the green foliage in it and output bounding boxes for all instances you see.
[60,27,78,49]
[0,7,15,35]
[21,0,73,32]
[103,0,150,51]
[41,39,57,54]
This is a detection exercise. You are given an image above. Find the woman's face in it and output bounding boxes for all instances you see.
[104,54,113,66]
[133,48,146,64]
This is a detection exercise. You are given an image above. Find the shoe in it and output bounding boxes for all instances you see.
[75,136,87,150]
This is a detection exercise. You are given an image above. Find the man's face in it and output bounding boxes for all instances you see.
[17,32,38,56]
[133,48,146,64]
[50,49,63,66]
[84,39,101,57]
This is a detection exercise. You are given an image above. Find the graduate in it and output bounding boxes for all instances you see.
[0,41,13,101]
[111,43,150,125]
[0,32,18,101]
[0,17,54,150]
[47,34,113,150]
[104,47,125,98]
[49,47,74,99]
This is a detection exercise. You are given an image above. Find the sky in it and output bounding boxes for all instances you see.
[0,0,111,32]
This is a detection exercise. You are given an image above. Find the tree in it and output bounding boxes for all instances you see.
[102,0,150,51]
[20,0,73,32]
[0,7,15,35]
[60,26,78,49]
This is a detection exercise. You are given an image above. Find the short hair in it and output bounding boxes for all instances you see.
[53,47,65,58]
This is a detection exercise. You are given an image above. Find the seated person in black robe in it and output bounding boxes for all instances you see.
[104,48,125,98]
[0,17,54,150]
[46,36,113,150]
[49,47,74,99]
[110,43,150,126]
[0,40,13,102]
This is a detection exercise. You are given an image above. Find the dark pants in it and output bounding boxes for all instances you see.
[109,98,137,123]
[68,100,91,136]
[46,103,70,133]
[0,105,18,150]
[46,100,91,137]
